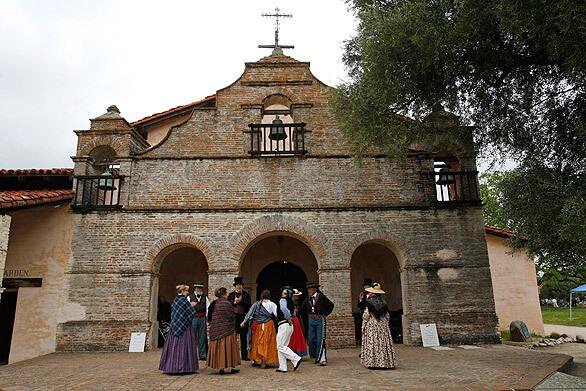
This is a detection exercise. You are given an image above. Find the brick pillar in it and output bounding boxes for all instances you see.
[318,268,355,348]
[208,269,238,294]
[0,214,11,289]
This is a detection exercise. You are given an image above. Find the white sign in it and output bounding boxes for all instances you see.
[129,332,146,353]
[420,323,440,347]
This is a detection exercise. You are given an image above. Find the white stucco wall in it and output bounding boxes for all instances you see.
[5,205,72,363]
[486,234,544,335]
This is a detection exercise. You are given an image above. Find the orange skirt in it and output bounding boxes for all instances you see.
[207,332,241,370]
[249,321,278,365]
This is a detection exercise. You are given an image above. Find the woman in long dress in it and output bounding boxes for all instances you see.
[159,284,199,374]
[360,283,397,369]
[241,289,278,368]
[289,288,308,357]
[207,287,241,375]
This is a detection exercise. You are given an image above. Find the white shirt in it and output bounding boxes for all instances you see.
[261,299,277,316]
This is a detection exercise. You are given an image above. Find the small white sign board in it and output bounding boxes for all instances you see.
[420,323,440,347]
[129,332,146,353]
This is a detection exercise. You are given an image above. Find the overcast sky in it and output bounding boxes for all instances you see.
[0,0,357,168]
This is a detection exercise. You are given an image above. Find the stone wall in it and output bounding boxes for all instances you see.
[58,208,499,349]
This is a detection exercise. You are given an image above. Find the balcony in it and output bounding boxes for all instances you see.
[71,175,123,210]
[248,123,307,156]
[430,170,481,204]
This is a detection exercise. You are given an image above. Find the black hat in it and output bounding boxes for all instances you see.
[306,281,320,289]
[280,285,293,291]
[362,278,374,287]
[233,277,244,286]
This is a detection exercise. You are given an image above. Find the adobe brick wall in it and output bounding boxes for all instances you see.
[57,207,498,350]
[61,52,499,351]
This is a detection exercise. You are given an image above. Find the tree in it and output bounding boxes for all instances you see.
[334,0,586,269]
[479,171,510,229]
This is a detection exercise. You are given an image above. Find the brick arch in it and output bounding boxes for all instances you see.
[229,215,327,269]
[343,229,410,270]
[79,136,126,157]
[147,234,213,273]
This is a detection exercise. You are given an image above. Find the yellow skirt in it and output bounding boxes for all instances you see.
[249,321,278,365]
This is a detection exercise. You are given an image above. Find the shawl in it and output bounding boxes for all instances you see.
[171,295,195,337]
[365,295,389,320]
[208,298,236,340]
[244,300,275,324]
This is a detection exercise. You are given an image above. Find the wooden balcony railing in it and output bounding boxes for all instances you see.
[248,123,307,156]
[72,175,123,210]
[430,171,481,204]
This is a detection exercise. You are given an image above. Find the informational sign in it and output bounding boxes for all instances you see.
[129,332,146,353]
[420,323,440,347]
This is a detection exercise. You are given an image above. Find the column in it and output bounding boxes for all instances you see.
[318,268,355,348]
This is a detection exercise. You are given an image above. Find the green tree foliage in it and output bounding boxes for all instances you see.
[335,0,586,270]
[335,0,586,170]
[479,171,510,229]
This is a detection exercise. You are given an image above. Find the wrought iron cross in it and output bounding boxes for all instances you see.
[259,7,294,54]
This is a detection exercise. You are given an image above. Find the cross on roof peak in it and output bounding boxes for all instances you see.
[259,7,294,55]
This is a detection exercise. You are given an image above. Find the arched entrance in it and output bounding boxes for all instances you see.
[240,234,318,301]
[351,242,403,343]
[154,245,208,347]
[256,261,307,300]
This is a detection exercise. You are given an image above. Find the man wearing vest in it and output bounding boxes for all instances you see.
[189,282,210,361]
[304,281,334,366]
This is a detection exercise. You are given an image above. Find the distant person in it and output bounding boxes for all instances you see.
[552,298,558,308]
[241,289,278,368]
[360,283,397,370]
[207,287,241,375]
[304,281,334,366]
[159,285,199,374]
[189,282,210,361]
[228,277,252,361]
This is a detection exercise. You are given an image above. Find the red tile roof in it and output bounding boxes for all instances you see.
[0,168,73,176]
[0,189,74,210]
[131,95,216,127]
[485,225,517,238]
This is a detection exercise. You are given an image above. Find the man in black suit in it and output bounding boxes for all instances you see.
[227,276,252,360]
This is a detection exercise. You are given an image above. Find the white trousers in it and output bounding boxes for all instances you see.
[277,322,301,371]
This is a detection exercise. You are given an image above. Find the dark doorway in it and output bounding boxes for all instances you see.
[256,261,307,302]
[0,290,18,365]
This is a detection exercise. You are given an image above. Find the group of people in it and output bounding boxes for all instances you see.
[158,276,396,375]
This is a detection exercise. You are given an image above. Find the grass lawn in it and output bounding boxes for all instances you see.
[542,306,586,327]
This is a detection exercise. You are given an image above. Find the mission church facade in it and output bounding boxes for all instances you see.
[0,33,507,360]
[57,42,501,351]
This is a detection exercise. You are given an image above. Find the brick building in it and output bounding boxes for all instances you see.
[53,47,500,351]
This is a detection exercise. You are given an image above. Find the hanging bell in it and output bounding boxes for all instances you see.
[436,164,455,186]
[268,116,288,141]
[97,167,117,190]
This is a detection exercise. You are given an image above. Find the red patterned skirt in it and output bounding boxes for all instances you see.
[288,316,308,357]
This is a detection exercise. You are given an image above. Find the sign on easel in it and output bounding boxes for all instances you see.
[420,323,440,347]
[129,332,146,352]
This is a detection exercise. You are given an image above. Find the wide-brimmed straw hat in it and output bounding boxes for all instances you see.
[193,282,205,288]
[365,283,385,294]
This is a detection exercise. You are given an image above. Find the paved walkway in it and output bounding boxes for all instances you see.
[544,324,586,338]
[0,346,572,391]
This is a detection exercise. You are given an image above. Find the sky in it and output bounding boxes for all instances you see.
[0,0,357,168]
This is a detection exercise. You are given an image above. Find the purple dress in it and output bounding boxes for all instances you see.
[159,295,199,374]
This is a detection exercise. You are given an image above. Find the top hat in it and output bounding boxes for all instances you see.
[362,278,374,287]
[365,283,385,295]
[233,277,244,286]
[306,281,320,289]
[193,282,205,288]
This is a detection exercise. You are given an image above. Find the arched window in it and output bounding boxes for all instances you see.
[248,95,307,156]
